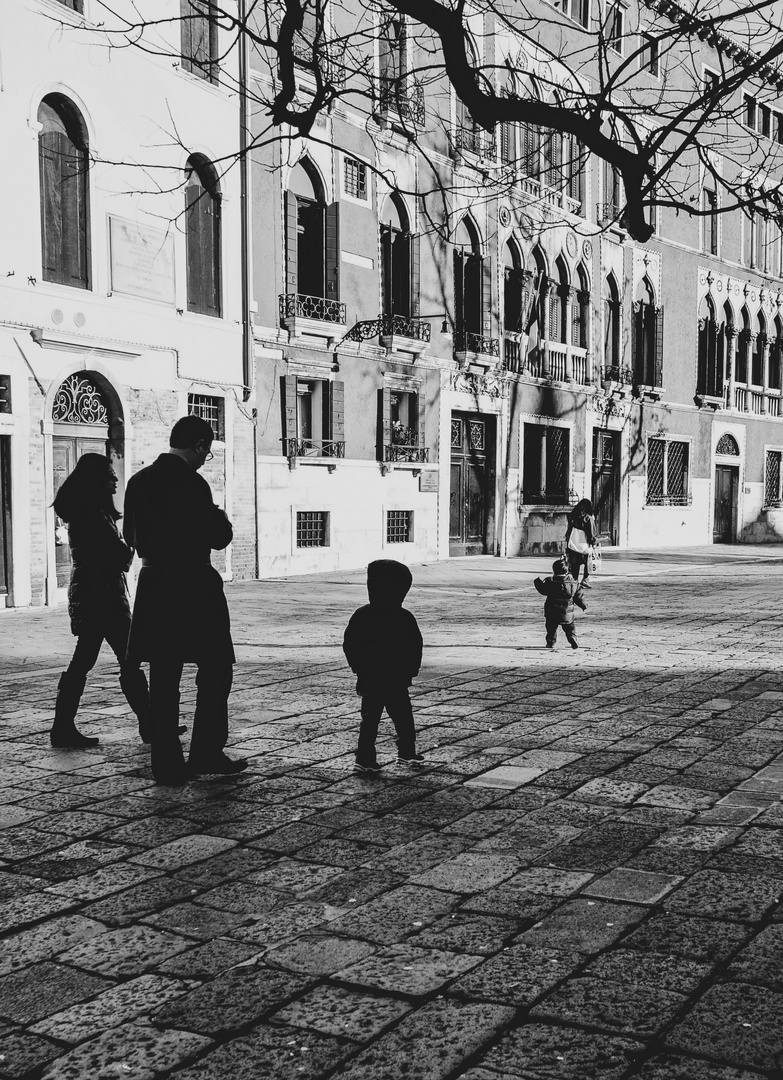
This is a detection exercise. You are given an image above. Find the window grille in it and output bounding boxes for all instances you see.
[523,423,570,504]
[766,450,782,507]
[296,511,328,547]
[716,433,740,456]
[188,393,224,441]
[0,376,11,415]
[387,510,413,543]
[646,438,690,505]
[344,158,367,200]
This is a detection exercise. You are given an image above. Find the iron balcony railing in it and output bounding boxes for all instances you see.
[284,438,345,460]
[279,293,346,324]
[379,80,425,126]
[452,127,495,159]
[344,313,431,344]
[385,443,429,463]
[457,331,500,358]
[603,365,635,385]
[596,201,622,226]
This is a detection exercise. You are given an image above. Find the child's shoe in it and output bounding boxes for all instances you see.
[397,751,426,766]
[546,642,555,649]
[354,759,383,774]
[581,580,592,589]
[570,641,579,649]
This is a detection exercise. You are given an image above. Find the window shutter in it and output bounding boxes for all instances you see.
[180,0,194,72]
[481,255,492,337]
[186,183,204,312]
[324,201,340,300]
[380,224,391,317]
[281,374,298,454]
[410,232,420,317]
[285,190,298,295]
[454,248,465,346]
[380,386,391,459]
[630,301,640,379]
[654,306,664,387]
[697,317,708,395]
[205,192,221,317]
[417,391,426,455]
[39,132,64,282]
[330,379,345,447]
[500,121,512,165]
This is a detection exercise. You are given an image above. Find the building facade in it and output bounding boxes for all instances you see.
[0,0,255,610]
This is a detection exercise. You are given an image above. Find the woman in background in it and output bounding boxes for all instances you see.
[50,453,151,747]
[565,498,596,588]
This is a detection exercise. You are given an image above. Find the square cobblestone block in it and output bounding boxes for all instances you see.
[246,857,345,894]
[726,925,783,990]
[623,912,752,961]
[693,806,764,826]
[583,948,711,994]
[0,915,109,976]
[666,983,783,1072]
[157,938,259,980]
[55,924,191,976]
[328,885,458,945]
[447,943,582,1006]
[130,834,237,870]
[637,786,717,811]
[665,870,783,922]
[336,998,515,1080]
[0,962,112,1025]
[45,863,162,901]
[29,974,189,1043]
[142,901,250,940]
[518,899,646,954]
[531,976,687,1037]
[464,765,545,790]
[153,963,314,1035]
[79,877,197,926]
[171,1022,353,1080]
[272,984,411,1041]
[39,1022,211,1080]
[477,1021,644,1079]
[638,1052,773,1079]
[264,933,376,975]
[410,852,521,893]
[0,1031,61,1079]
[580,868,683,904]
[572,779,649,805]
[333,942,483,997]
[410,913,517,955]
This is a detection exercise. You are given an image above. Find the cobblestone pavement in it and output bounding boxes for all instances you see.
[3,547,783,1079]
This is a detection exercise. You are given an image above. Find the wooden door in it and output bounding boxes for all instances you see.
[713,464,738,543]
[449,413,494,555]
[591,429,619,544]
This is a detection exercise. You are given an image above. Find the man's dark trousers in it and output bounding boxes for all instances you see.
[148,660,232,779]
[358,686,415,762]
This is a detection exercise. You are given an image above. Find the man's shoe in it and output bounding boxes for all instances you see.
[397,751,426,766]
[188,753,248,776]
[354,760,382,774]
[50,726,99,748]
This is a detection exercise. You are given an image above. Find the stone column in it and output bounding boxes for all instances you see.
[760,333,770,413]
[725,326,739,410]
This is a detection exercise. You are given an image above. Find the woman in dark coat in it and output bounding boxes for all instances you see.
[565,498,596,588]
[50,453,151,747]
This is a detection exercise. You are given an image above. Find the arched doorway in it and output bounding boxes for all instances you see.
[51,371,124,588]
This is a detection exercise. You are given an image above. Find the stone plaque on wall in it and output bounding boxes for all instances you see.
[419,471,439,493]
[109,216,175,304]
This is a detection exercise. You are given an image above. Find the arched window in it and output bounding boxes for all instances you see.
[632,275,663,387]
[697,294,724,399]
[503,239,526,334]
[571,264,589,350]
[751,310,766,386]
[380,194,418,320]
[603,275,621,373]
[38,95,90,289]
[454,216,488,349]
[770,316,783,391]
[548,257,569,344]
[185,155,221,317]
[737,306,751,384]
[284,159,340,315]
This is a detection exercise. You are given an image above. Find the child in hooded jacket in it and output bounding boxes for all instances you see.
[534,559,587,649]
[343,559,424,772]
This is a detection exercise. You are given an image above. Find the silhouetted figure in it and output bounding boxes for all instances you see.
[50,453,151,748]
[534,558,587,650]
[565,498,596,587]
[123,416,247,786]
[343,559,424,773]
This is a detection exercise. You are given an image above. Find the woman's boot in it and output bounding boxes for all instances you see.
[120,666,153,743]
[50,671,98,748]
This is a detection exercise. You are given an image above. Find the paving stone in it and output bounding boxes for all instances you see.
[303,867,403,908]
[517,899,646,954]
[264,933,376,975]
[693,806,764,826]
[78,876,197,926]
[38,1022,211,1080]
[477,1021,644,1079]
[623,912,752,961]
[410,852,521,893]
[664,870,783,922]
[637,786,717,811]
[0,962,112,1025]
[411,913,517,955]
[0,915,109,976]
[334,942,483,996]
[582,948,712,995]
[55,924,191,976]
[328,885,458,945]
[335,998,515,1080]
[459,885,562,924]
[231,901,339,947]
[507,866,595,896]
[580,868,683,904]
[272,984,411,1041]
[143,901,250,939]
[726,925,783,989]
[152,963,314,1035]
[572,778,649,805]
[465,765,545,789]
[171,1022,353,1080]
[531,976,687,1037]
[637,1053,769,1079]
[129,834,237,870]
[0,1031,62,1079]
[29,974,189,1044]
[157,938,260,979]
[447,943,582,1006]
[246,857,345,894]
[652,825,740,852]
[45,863,162,901]
[665,983,783,1072]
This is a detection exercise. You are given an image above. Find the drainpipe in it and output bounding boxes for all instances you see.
[239,0,253,402]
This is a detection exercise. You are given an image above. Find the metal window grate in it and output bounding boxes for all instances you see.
[0,376,10,415]
[766,450,782,506]
[344,158,367,200]
[296,511,328,547]
[647,437,690,505]
[188,393,224,441]
[387,510,412,543]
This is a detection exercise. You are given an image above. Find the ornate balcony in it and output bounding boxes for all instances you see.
[379,80,425,126]
[280,293,346,324]
[385,443,429,463]
[596,201,623,227]
[455,331,500,366]
[503,331,528,373]
[451,127,495,161]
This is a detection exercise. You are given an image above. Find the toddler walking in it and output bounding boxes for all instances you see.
[343,560,424,773]
[534,558,587,649]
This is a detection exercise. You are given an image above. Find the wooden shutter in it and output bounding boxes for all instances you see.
[454,249,465,345]
[285,189,298,295]
[654,307,664,388]
[500,121,512,165]
[187,181,221,316]
[325,201,340,300]
[39,131,64,283]
[380,386,391,459]
[380,224,391,316]
[410,232,420,317]
[417,390,426,455]
[330,380,345,447]
[180,0,194,72]
[481,255,492,337]
[40,128,88,289]
[281,374,298,455]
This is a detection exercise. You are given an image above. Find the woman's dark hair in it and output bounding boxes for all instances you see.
[573,498,593,516]
[53,453,120,522]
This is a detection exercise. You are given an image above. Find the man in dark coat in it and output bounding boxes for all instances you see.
[124,415,247,785]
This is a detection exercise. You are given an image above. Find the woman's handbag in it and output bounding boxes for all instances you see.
[588,546,602,575]
[567,527,590,554]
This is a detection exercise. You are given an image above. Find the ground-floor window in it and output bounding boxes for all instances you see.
[764,449,783,507]
[386,509,413,544]
[187,393,225,441]
[296,511,329,548]
[522,423,570,505]
[646,437,690,506]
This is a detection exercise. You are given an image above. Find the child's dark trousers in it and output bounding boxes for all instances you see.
[357,686,416,762]
[545,617,578,647]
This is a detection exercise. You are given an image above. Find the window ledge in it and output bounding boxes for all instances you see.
[635,384,664,402]
[695,393,724,410]
[380,334,429,358]
[283,316,348,345]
